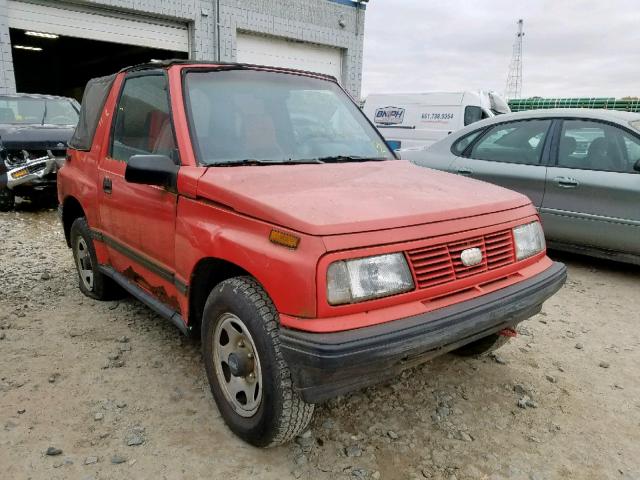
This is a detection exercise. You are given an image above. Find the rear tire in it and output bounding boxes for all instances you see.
[201,276,313,447]
[70,217,122,300]
[0,188,15,212]
[452,333,510,357]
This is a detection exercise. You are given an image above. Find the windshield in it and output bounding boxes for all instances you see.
[184,69,394,165]
[0,96,79,125]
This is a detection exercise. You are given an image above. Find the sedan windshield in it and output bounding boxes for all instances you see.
[184,69,394,165]
[0,96,79,125]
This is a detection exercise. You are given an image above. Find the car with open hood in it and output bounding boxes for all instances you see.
[0,93,79,211]
[57,60,566,447]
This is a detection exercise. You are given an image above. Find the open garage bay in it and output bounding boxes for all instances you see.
[7,0,189,100]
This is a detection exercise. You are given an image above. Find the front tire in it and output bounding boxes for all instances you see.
[0,188,15,212]
[70,217,121,300]
[202,276,313,447]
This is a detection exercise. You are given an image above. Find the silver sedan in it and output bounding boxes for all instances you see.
[404,109,640,265]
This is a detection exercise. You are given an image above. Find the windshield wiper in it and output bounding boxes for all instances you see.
[315,155,389,163]
[214,158,324,167]
[211,156,389,167]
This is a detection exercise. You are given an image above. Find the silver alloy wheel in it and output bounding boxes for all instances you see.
[74,236,94,291]
[213,313,263,417]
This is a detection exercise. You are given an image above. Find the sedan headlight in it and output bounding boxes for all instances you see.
[513,221,546,260]
[327,253,414,305]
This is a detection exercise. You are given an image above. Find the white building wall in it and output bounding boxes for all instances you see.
[218,0,365,96]
[0,0,365,96]
[0,0,16,93]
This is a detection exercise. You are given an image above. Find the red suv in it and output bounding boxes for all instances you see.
[58,61,566,447]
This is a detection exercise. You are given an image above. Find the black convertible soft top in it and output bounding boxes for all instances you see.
[68,74,115,151]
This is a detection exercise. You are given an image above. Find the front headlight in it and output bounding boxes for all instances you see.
[326,253,414,305]
[513,221,546,260]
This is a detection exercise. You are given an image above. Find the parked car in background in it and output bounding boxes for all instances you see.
[58,61,565,447]
[362,91,510,151]
[0,93,80,211]
[407,109,640,265]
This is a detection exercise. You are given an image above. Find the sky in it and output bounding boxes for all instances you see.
[361,0,640,99]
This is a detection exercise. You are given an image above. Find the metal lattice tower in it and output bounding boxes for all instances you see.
[505,19,524,100]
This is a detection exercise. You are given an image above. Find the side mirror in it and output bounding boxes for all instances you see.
[634,159,640,173]
[125,155,178,189]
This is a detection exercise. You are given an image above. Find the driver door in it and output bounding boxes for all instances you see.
[450,119,553,207]
[97,72,179,290]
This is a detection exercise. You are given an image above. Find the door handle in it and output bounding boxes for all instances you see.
[103,177,112,194]
[553,176,579,188]
[457,168,473,176]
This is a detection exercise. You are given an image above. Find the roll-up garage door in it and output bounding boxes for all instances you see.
[7,0,189,52]
[236,33,343,81]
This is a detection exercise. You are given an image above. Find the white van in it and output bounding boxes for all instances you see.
[362,91,510,151]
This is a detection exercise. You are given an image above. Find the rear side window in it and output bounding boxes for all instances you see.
[451,129,483,155]
[111,74,176,162]
[69,74,116,151]
[559,119,640,173]
[469,120,552,165]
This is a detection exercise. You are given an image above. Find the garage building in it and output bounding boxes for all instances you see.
[0,0,367,100]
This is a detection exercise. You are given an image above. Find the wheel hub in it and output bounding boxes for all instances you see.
[227,351,254,377]
[212,313,263,417]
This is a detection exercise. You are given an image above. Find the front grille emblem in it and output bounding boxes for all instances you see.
[460,247,483,267]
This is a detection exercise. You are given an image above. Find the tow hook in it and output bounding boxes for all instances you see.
[498,327,518,338]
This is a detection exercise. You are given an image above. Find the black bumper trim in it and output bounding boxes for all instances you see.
[280,262,567,403]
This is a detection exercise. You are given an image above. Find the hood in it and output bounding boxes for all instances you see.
[0,124,74,150]
[196,161,531,236]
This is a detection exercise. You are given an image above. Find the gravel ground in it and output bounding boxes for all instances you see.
[1,207,639,480]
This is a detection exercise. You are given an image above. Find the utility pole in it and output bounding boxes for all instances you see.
[505,19,524,100]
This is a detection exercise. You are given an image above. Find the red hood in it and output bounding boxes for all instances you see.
[196,161,531,235]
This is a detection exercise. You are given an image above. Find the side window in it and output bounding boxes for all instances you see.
[619,130,640,173]
[111,74,176,162]
[463,106,482,126]
[558,120,632,173]
[451,129,483,156]
[469,120,552,165]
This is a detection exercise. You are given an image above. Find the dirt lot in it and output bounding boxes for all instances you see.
[1,207,639,480]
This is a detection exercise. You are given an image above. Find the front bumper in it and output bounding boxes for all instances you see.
[280,261,566,403]
[0,156,62,190]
